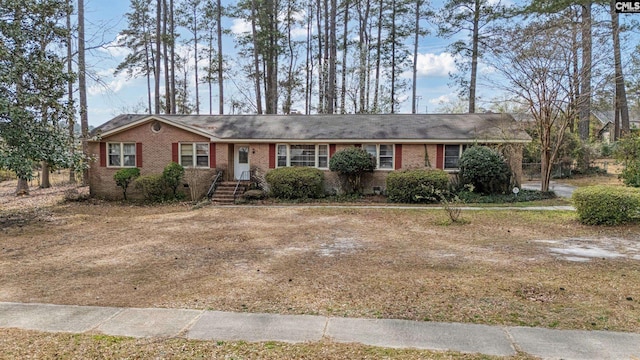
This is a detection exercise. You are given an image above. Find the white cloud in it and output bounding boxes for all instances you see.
[88,68,130,96]
[429,94,456,105]
[415,52,456,77]
[98,34,131,58]
[231,18,251,34]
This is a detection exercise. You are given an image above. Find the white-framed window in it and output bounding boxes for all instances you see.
[108,142,136,167]
[444,144,469,170]
[276,144,329,169]
[364,144,394,170]
[180,143,209,168]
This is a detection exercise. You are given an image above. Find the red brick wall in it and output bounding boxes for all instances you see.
[89,121,213,200]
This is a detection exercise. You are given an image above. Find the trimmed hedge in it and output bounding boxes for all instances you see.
[265,167,325,199]
[386,169,449,203]
[573,186,640,225]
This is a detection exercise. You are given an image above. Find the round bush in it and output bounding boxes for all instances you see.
[265,167,325,199]
[329,147,375,194]
[458,146,511,194]
[573,186,640,225]
[386,169,449,203]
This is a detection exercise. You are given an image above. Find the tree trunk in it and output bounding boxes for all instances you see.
[41,162,50,189]
[66,0,75,184]
[250,0,263,114]
[468,0,480,113]
[390,0,396,113]
[317,0,325,113]
[155,0,162,114]
[327,0,337,114]
[340,0,350,114]
[577,1,592,142]
[193,5,200,115]
[217,0,224,114]
[373,0,383,112]
[305,0,313,115]
[610,0,629,138]
[411,0,420,114]
[17,178,29,196]
[170,0,177,114]
[78,0,89,186]
[163,0,171,114]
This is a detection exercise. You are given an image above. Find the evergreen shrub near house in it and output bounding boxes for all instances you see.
[265,167,324,199]
[133,163,186,202]
[113,167,140,200]
[458,146,511,194]
[573,186,640,225]
[134,174,167,202]
[386,169,449,203]
[163,162,185,197]
[329,147,375,194]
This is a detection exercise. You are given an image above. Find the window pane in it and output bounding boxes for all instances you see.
[444,145,460,169]
[277,145,287,167]
[379,144,393,169]
[317,145,328,168]
[123,143,136,155]
[196,156,208,167]
[123,155,136,167]
[238,146,249,164]
[379,145,393,156]
[290,145,315,167]
[196,143,209,155]
[181,144,193,167]
[364,145,377,157]
[108,144,120,166]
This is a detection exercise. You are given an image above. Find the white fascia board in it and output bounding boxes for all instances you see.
[92,115,218,141]
[215,138,531,144]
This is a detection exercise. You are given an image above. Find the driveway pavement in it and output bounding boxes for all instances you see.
[521,181,578,198]
[1,302,638,359]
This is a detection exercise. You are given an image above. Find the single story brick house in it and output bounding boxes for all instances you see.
[89,113,531,199]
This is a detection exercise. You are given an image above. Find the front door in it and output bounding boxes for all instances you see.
[234,145,250,180]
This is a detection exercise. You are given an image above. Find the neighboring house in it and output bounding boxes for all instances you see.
[593,110,640,143]
[89,113,531,199]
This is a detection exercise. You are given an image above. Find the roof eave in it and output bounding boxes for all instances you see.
[90,115,218,141]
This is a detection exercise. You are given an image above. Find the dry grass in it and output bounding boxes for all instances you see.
[2,198,640,333]
[0,329,537,360]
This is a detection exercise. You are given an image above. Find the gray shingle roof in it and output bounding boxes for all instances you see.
[92,113,531,142]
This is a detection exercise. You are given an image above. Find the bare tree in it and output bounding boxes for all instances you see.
[488,20,575,191]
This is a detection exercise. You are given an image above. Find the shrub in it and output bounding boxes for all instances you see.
[329,147,375,194]
[458,146,511,194]
[614,133,640,187]
[113,168,140,200]
[162,162,185,197]
[265,167,324,199]
[134,174,168,202]
[386,169,449,203]
[573,186,640,225]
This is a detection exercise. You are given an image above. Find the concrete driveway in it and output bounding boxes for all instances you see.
[521,181,577,198]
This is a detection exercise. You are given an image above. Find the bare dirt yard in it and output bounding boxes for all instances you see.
[2,180,640,335]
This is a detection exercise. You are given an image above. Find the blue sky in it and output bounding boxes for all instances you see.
[81,0,469,127]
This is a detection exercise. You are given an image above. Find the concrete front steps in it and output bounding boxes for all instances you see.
[211,181,248,204]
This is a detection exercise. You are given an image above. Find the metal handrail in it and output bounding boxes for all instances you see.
[206,170,224,199]
[233,170,252,202]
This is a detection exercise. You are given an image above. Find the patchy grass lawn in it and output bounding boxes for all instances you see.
[2,197,640,333]
[0,329,537,360]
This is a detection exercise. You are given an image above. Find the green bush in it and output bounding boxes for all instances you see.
[265,167,325,199]
[162,162,185,197]
[458,146,511,194]
[113,168,140,200]
[614,133,640,187]
[134,174,168,202]
[329,147,375,194]
[386,169,449,203]
[573,186,640,225]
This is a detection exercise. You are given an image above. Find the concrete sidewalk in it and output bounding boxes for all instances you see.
[1,302,638,359]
